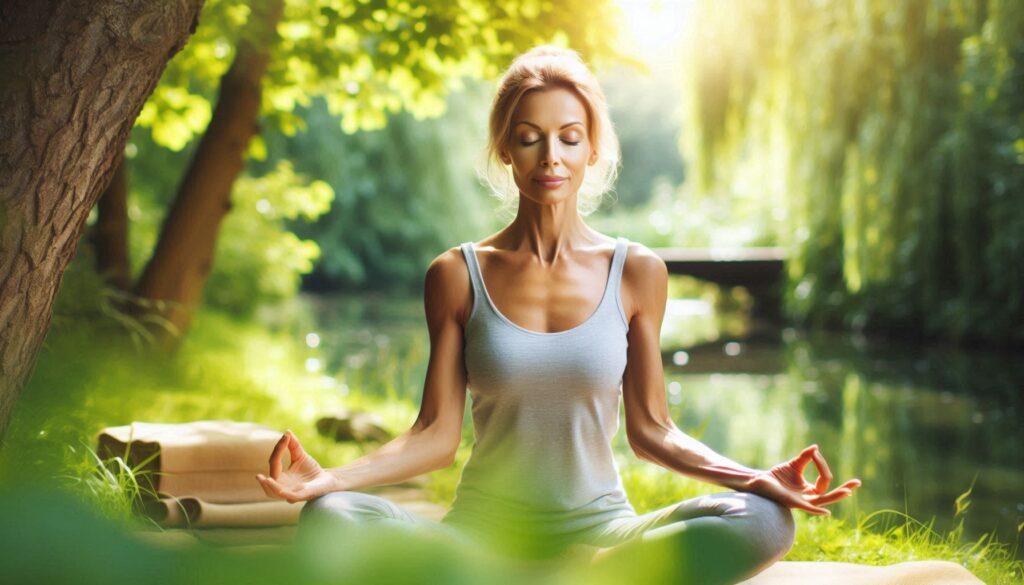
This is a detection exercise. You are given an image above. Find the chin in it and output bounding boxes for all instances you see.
[519,188,575,207]
[528,196,570,208]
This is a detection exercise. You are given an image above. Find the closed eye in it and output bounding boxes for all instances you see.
[519,139,581,146]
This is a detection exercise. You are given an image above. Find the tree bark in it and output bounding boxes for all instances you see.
[91,157,132,292]
[133,0,283,351]
[0,0,204,442]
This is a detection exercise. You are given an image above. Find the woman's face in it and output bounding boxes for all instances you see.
[500,87,598,207]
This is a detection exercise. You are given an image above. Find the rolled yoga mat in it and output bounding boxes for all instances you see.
[739,560,985,584]
[144,496,304,528]
[151,469,273,504]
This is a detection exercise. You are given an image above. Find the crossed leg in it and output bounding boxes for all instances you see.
[297,490,477,550]
[300,490,795,584]
[587,492,796,584]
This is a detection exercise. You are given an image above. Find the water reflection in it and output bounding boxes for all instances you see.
[665,349,1024,547]
[290,292,1024,550]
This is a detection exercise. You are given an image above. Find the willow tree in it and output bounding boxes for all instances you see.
[109,0,622,349]
[680,0,1024,345]
[0,0,204,441]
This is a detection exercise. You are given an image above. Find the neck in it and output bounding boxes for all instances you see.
[500,192,597,265]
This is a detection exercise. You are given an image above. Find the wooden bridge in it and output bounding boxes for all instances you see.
[650,247,788,318]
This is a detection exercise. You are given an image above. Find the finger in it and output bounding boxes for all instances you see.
[258,474,298,502]
[809,488,853,507]
[255,473,280,500]
[255,474,275,499]
[793,444,818,475]
[807,479,861,506]
[269,433,288,479]
[284,430,307,470]
[792,499,831,516]
[772,489,831,516]
[810,447,834,494]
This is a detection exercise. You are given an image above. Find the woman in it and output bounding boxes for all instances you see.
[256,46,861,582]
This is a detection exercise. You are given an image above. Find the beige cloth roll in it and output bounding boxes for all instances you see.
[740,560,984,584]
[96,420,290,473]
[154,469,272,504]
[145,496,304,528]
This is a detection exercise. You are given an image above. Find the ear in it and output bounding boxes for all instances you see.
[588,149,599,166]
[499,147,512,165]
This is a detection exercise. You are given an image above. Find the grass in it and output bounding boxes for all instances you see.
[0,304,1021,584]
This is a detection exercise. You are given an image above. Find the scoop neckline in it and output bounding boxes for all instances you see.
[467,241,619,337]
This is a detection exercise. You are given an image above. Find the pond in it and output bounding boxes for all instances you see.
[266,290,1024,551]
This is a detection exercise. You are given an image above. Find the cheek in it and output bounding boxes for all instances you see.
[509,149,535,171]
[566,150,592,174]
[573,149,592,166]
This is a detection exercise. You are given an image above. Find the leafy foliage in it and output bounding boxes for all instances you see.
[118,128,332,316]
[127,0,626,297]
[139,0,624,149]
[257,84,501,290]
[679,0,1024,344]
[204,161,333,315]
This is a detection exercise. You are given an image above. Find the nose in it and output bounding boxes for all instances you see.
[540,136,561,167]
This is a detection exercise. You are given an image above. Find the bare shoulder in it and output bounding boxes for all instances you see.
[424,246,472,326]
[623,242,668,283]
[621,242,668,320]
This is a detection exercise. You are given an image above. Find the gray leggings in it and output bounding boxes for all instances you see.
[299,491,795,584]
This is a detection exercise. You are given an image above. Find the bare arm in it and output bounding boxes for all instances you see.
[620,246,760,490]
[326,248,471,491]
[257,248,471,501]
[620,245,860,514]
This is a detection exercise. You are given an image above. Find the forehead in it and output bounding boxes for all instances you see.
[511,87,588,129]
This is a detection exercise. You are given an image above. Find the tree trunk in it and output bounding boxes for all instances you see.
[133,0,283,351]
[91,157,132,292]
[0,0,204,442]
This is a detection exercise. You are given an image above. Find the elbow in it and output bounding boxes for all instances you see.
[439,443,459,468]
[629,442,652,463]
[410,419,461,469]
[440,430,463,468]
[422,428,461,470]
[627,420,675,464]
[627,430,655,463]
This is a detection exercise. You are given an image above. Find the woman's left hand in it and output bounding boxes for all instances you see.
[744,444,861,516]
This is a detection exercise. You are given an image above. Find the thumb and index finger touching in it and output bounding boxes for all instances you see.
[268,429,306,478]
[798,444,834,494]
[255,430,307,501]
[794,443,863,499]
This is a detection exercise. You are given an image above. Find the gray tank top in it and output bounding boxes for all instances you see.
[441,236,637,550]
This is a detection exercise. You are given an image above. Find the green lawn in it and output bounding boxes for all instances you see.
[1,309,1019,584]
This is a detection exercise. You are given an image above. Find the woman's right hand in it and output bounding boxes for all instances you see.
[256,430,337,503]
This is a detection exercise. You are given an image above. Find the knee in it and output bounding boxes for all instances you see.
[738,493,795,563]
[299,491,370,528]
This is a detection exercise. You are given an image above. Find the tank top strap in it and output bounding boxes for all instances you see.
[606,236,630,328]
[608,236,630,292]
[460,242,485,314]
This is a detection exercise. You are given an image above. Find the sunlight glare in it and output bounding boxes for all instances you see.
[615,0,693,61]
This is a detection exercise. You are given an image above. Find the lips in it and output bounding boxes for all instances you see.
[534,177,567,189]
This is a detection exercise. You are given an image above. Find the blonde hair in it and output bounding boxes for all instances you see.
[478,45,620,217]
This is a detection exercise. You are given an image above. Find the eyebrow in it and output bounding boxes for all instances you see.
[513,121,584,130]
